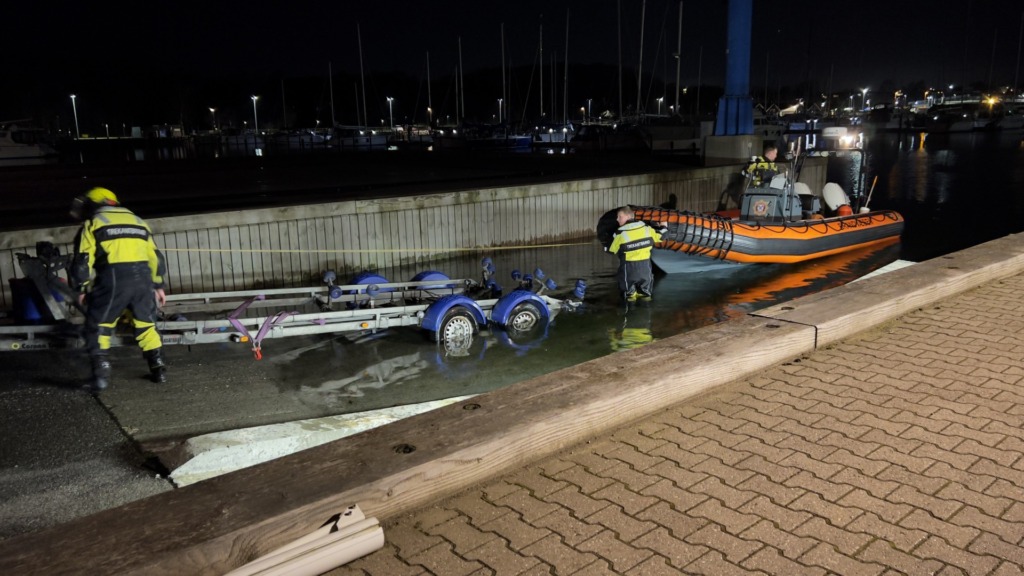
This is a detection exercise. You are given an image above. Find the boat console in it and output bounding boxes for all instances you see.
[740,175,821,222]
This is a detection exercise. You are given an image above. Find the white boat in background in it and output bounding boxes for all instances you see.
[0,120,57,161]
[332,126,387,150]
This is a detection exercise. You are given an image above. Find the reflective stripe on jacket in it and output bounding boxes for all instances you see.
[609,221,662,262]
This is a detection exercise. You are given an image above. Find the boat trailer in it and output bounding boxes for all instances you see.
[1,243,587,357]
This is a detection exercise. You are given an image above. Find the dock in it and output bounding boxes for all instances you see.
[0,230,1022,572]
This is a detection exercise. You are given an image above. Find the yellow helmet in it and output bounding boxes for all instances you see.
[70,187,120,220]
[85,187,120,205]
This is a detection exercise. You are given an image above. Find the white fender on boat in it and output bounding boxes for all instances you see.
[822,182,850,211]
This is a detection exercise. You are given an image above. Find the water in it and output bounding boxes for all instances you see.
[825,130,1024,262]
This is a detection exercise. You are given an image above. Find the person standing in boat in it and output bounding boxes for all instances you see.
[744,144,779,186]
[608,206,666,302]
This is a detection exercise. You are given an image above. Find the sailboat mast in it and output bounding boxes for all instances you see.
[540,17,544,120]
[674,2,682,115]
[563,9,569,126]
[459,37,465,122]
[328,61,336,127]
[358,23,368,127]
[426,52,433,126]
[501,23,506,123]
[637,0,646,116]
[617,0,623,119]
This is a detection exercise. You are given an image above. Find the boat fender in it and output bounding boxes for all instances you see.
[489,289,550,328]
[420,295,487,332]
[837,205,853,216]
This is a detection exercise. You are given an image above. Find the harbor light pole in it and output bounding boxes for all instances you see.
[498,99,503,123]
[387,97,394,129]
[861,87,869,111]
[250,96,259,133]
[209,107,216,130]
[657,96,664,115]
[70,94,80,139]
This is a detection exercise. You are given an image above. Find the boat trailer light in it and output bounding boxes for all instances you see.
[360,322,370,328]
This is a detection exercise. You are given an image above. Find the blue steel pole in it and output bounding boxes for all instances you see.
[713,0,754,136]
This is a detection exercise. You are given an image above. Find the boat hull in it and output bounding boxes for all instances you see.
[632,206,905,270]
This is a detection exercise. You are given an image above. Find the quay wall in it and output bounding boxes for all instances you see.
[0,160,825,311]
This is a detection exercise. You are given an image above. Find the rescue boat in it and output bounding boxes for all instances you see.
[599,175,905,274]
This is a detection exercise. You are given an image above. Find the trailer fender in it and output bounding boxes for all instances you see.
[490,289,550,330]
[410,270,457,289]
[421,295,487,334]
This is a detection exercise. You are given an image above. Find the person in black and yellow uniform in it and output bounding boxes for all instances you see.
[744,144,779,186]
[69,187,168,392]
[608,206,666,302]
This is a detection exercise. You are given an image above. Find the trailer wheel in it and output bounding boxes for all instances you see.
[435,306,477,345]
[507,302,542,332]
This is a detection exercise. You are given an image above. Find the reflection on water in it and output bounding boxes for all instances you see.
[828,131,1024,262]
[271,240,901,416]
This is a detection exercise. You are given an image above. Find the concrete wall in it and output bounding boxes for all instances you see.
[0,160,826,311]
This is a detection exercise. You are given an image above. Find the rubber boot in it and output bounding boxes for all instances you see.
[89,357,111,393]
[143,349,168,384]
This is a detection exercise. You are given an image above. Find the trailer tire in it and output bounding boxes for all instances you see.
[506,302,543,334]
[434,306,478,345]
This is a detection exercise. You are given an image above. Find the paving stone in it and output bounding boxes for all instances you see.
[426,515,501,555]
[576,529,652,573]
[856,538,943,575]
[914,535,1000,575]
[634,498,708,537]
[684,550,765,576]
[742,546,828,576]
[551,465,614,495]
[847,512,930,552]
[479,511,551,552]
[631,526,708,569]
[586,504,658,542]
[798,542,886,576]
[948,505,1024,546]
[531,507,604,547]
[463,538,541,575]
[406,542,487,576]
[520,533,597,575]
[735,473,806,505]
[739,519,818,560]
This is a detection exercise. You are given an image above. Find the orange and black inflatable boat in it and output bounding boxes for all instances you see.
[632,206,905,265]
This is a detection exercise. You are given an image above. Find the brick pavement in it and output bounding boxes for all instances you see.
[337,273,1024,575]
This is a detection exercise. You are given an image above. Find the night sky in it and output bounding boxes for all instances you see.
[6,1,1023,131]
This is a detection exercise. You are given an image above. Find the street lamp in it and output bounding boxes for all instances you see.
[250,95,259,133]
[861,88,868,111]
[498,99,503,123]
[104,123,109,138]
[209,107,216,130]
[657,97,664,115]
[587,98,592,122]
[386,97,394,129]
[427,107,433,126]
[70,94,80,139]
